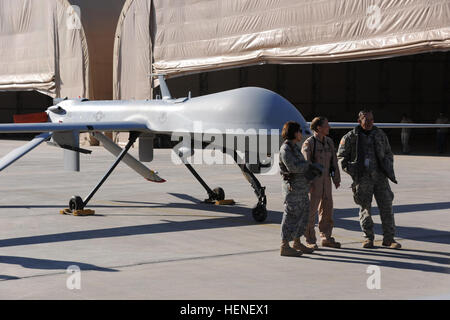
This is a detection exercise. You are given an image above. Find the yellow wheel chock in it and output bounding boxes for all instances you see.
[214,199,235,205]
[203,198,235,205]
[60,208,95,216]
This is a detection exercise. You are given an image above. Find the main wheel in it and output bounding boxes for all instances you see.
[212,187,225,201]
[252,204,267,222]
[69,196,84,211]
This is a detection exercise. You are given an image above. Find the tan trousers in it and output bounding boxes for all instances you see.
[304,177,334,244]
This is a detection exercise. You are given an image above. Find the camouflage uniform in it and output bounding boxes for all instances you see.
[279,140,311,242]
[301,134,341,244]
[337,125,397,241]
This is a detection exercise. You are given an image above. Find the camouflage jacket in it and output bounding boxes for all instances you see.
[279,140,311,193]
[337,125,397,184]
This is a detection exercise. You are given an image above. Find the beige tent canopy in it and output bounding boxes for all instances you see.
[114,0,450,100]
[69,0,126,100]
[113,0,154,100]
[0,0,89,98]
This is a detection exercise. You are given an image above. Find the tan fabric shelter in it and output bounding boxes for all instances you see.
[69,0,126,100]
[114,0,450,100]
[0,0,89,98]
[113,0,154,100]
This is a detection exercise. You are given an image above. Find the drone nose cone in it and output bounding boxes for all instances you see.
[186,86,308,134]
[236,87,307,131]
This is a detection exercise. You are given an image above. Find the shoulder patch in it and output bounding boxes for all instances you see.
[340,138,346,145]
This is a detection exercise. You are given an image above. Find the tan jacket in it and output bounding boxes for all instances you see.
[301,134,341,187]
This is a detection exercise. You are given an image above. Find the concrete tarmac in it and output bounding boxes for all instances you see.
[0,139,449,299]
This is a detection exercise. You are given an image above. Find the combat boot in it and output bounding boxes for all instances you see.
[280,243,303,257]
[306,243,319,250]
[321,237,341,248]
[382,239,402,249]
[362,239,374,248]
[293,238,314,254]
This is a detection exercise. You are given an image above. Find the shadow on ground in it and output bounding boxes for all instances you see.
[0,195,449,275]
[0,255,117,281]
[308,247,450,274]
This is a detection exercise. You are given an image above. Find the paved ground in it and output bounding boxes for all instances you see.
[0,139,449,300]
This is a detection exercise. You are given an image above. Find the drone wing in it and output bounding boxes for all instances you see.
[0,121,150,172]
[327,122,450,129]
[0,121,149,133]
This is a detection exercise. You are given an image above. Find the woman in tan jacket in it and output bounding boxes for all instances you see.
[301,117,341,249]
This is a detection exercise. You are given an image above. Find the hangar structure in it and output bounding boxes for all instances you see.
[114,0,450,100]
[112,0,449,147]
[0,0,89,99]
[0,0,449,147]
[0,0,125,125]
[0,0,89,123]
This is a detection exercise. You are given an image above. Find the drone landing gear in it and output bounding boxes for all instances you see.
[180,151,267,222]
[66,131,140,213]
[182,162,226,203]
[233,151,267,222]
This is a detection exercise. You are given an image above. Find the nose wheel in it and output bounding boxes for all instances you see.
[69,195,84,211]
[252,203,267,222]
[230,150,269,223]
[65,132,140,214]
[211,187,225,201]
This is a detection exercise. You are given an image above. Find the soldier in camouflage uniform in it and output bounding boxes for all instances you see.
[337,111,401,249]
[279,121,315,257]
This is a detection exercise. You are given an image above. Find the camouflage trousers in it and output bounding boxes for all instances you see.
[352,171,396,241]
[281,185,310,242]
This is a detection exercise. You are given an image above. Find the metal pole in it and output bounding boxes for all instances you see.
[183,162,214,197]
[82,132,140,207]
[233,151,266,205]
